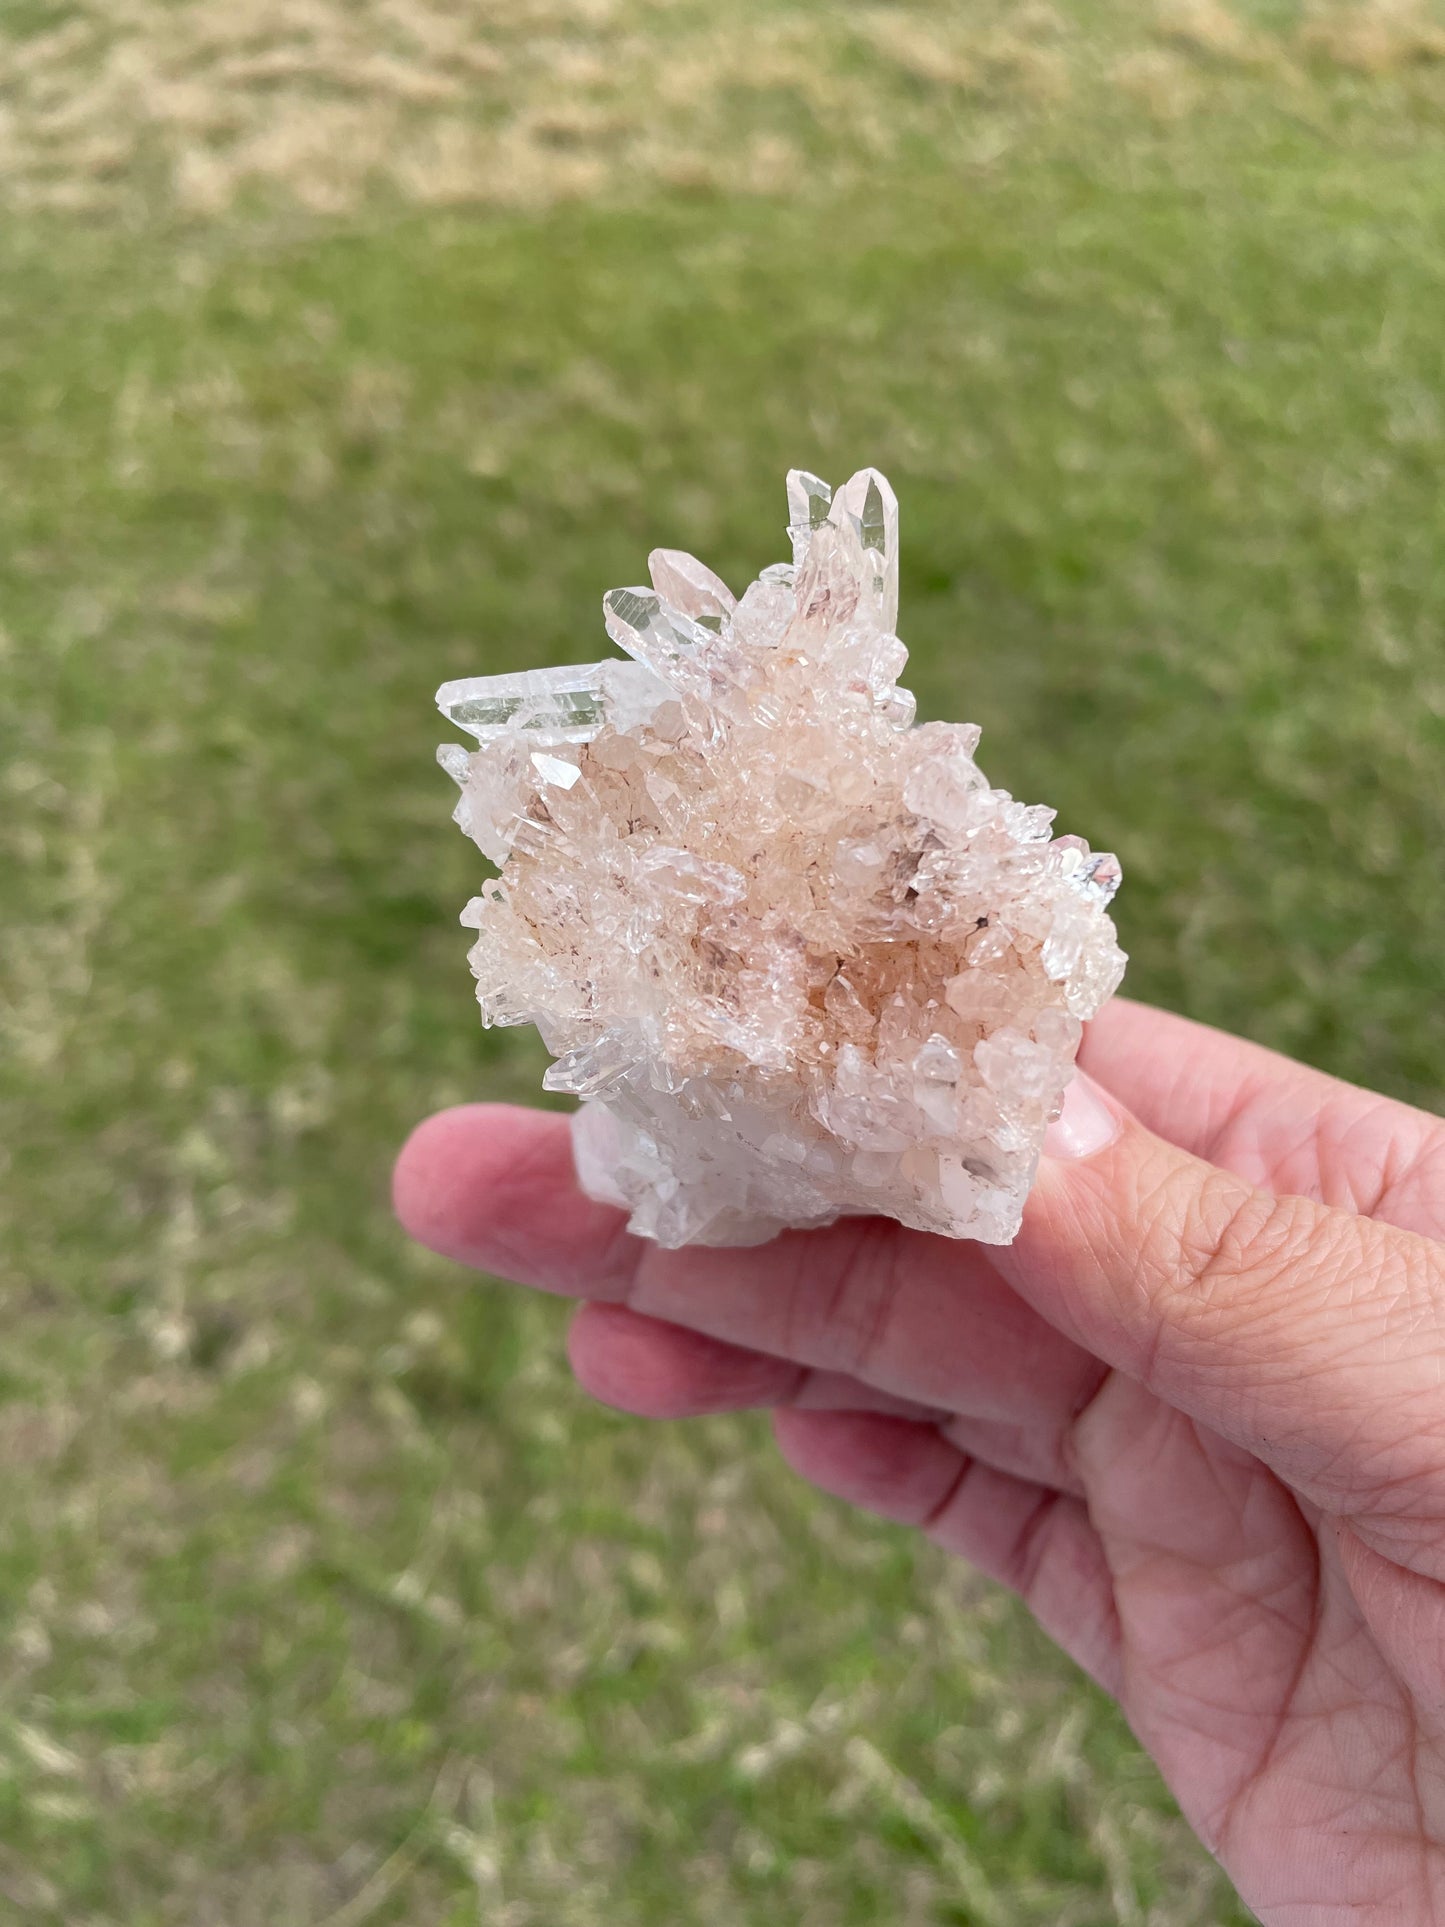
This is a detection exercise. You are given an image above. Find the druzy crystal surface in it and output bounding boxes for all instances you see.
[437,469,1125,1247]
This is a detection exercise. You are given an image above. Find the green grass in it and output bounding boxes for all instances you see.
[3,1,1445,1919]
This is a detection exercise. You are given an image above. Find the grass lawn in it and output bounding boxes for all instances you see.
[3,1,1444,1920]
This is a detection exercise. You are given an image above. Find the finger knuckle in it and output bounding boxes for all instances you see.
[1330,1096,1445,1231]
[1162,1171,1326,1331]
[801,1219,902,1381]
[1001,1488,1063,1598]
[1194,1181,1315,1293]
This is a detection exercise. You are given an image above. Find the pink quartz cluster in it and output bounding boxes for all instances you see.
[436,468,1125,1247]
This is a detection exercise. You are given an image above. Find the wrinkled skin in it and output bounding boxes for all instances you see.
[395,1000,1445,1924]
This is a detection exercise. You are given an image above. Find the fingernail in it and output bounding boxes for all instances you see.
[1043,1070,1120,1161]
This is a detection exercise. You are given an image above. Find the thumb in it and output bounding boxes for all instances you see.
[989,1070,1445,1529]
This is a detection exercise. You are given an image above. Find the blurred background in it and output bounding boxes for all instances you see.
[3,1,1444,1920]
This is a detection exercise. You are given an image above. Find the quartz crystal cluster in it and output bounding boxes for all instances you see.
[436,469,1125,1247]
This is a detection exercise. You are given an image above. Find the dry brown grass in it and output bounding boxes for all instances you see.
[1300,0,1445,71]
[1156,0,1275,64]
[1111,46,1202,118]
[0,0,954,218]
[4,0,1443,222]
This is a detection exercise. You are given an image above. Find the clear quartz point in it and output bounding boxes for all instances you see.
[542,1029,637,1096]
[436,659,670,745]
[831,466,899,628]
[786,469,833,566]
[602,586,719,690]
[648,549,736,628]
[434,468,1126,1249]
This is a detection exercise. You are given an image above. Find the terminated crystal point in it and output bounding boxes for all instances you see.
[435,468,1126,1248]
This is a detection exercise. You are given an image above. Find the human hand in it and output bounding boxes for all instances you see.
[394,1000,1445,1924]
